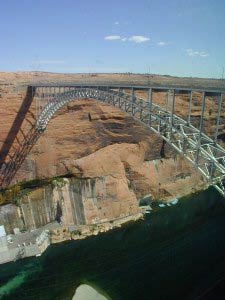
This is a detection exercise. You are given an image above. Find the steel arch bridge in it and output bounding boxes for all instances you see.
[1,84,225,196]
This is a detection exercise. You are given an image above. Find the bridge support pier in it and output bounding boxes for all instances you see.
[187,91,193,126]
[170,89,175,138]
[148,88,153,126]
[166,91,169,111]
[132,88,136,116]
[196,92,206,164]
[214,93,223,143]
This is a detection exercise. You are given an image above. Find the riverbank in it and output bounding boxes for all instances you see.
[1,187,225,300]
[50,212,144,244]
[0,212,144,265]
[0,188,209,266]
[0,192,198,265]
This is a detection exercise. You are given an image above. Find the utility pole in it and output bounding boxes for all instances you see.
[222,66,224,80]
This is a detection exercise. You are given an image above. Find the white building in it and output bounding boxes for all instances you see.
[0,225,10,263]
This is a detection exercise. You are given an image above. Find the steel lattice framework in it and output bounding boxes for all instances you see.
[32,85,225,197]
[0,84,224,196]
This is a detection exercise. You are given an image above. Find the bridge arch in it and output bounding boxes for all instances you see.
[36,87,146,131]
[35,86,225,196]
[1,85,225,196]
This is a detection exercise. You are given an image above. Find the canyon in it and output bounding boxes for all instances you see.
[0,72,224,234]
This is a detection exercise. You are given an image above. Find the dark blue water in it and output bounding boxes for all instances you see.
[1,187,225,300]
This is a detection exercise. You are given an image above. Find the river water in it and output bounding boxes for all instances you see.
[1,187,225,300]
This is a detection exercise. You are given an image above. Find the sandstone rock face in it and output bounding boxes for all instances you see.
[0,72,223,233]
[0,72,224,186]
[0,204,23,233]
[0,146,206,234]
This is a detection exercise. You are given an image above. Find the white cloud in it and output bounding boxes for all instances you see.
[157,41,169,46]
[199,52,210,57]
[128,35,150,43]
[104,35,150,43]
[114,21,119,25]
[104,35,121,40]
[186,49,209,57]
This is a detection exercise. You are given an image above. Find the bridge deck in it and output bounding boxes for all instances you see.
[29,83,225,95]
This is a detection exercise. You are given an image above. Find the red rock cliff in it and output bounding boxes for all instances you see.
[0,72,223,232]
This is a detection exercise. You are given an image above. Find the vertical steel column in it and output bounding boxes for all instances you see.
[118,87,122,107]
[148,88,152,126]
[187,91,193,125]
[214,93,223,143]
[196,92,206,163]
[31,85,34,123]
[37,87,39,119]
[44,86,46,107]
[140,93,143,121]
[107,86,109,103]
[166,90,169,111]
[40,86,42,111]
[132,88,135,115]
[51,87,54,104]
[47,87,49,104]
[111,87,115,105]
[170,89,175,137]
[41,86,43,118]
[35,87,37,120]
[198,92,206,138]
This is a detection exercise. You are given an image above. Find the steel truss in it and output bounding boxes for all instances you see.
[34,86,225,197]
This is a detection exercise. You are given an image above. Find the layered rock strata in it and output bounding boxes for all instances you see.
[1,72,223,234]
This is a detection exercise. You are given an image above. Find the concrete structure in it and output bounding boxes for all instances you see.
[0,224,51,265]
[0,225,8,258]
[0,225,6,237]
[0,84,224,196]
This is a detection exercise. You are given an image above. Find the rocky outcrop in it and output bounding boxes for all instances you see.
[0,142,206,234]
[0,72,223,234]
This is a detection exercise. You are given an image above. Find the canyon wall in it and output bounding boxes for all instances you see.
[0,72,223,234]
[0,143,206,234]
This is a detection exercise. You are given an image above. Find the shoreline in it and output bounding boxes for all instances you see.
[0,188,208,266]
[50,212,144,244]
[0,212,144,265]
[1,187,224,300]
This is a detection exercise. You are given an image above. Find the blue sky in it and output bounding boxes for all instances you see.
[0,0,225,78]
